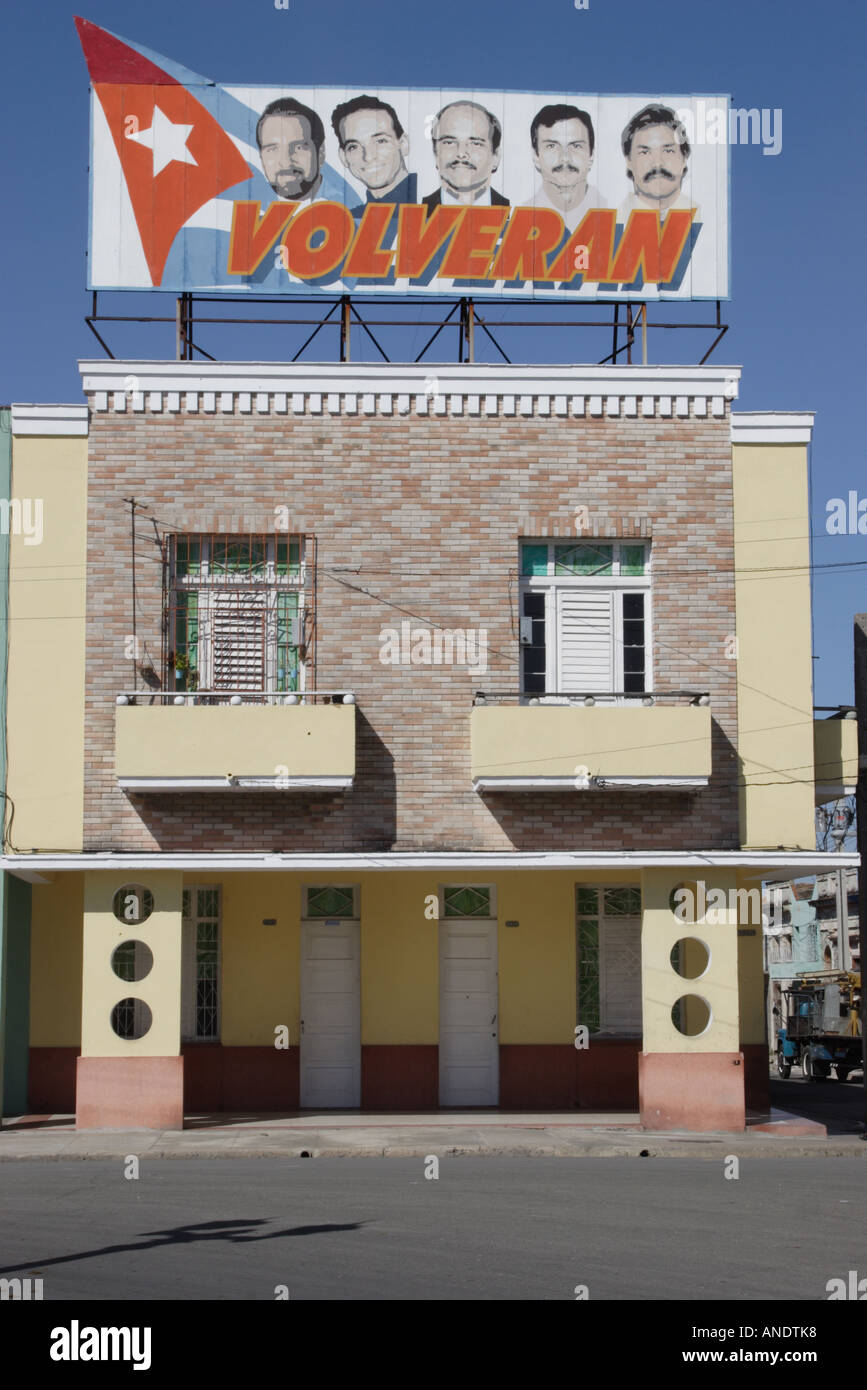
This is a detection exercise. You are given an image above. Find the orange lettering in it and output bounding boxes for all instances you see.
[607,208,695,283]
[440,205,509,279]
[227,201,298,275]
[342,203,396,278]
[489,207,564,281]
[395,204,463,278]
[546,210,617,282]
[280,202,355,279]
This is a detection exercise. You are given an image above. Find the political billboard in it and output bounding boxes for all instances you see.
[77,18,730,301]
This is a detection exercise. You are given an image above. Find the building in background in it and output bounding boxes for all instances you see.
[0,369,859,1132]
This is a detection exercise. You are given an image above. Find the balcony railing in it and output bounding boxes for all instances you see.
[116,689,355,707]
[471,689,710,707]
[115,690,356,792]
[470,690,713,791]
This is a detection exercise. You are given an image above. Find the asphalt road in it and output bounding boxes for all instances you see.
[770,1072,867,1134]
[1,1156,864,1301]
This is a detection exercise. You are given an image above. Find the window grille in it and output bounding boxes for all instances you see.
[303,886,359,918]
[182,886,221,1041]
[442,885,494,918]
[576,885,642,1035]
[163,533,314,700]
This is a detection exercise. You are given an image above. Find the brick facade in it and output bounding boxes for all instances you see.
[83,397,738,853]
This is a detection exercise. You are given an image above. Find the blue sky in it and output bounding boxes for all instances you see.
[1,0,865,705]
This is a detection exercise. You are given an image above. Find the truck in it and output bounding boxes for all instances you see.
[774,972,862,1081]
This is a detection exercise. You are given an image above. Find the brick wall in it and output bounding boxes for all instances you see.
[83,400,738,852]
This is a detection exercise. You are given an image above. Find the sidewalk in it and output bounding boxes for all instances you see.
[2,1109,866,1159]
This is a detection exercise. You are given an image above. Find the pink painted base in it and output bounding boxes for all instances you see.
[76,1056,184,1130]
[639,1052,746,1132]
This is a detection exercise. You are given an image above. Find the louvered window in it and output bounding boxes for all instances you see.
[166,534,307,698]
[520,541,650,700]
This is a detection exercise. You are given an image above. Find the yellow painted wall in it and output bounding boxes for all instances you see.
[29,873,83,1046]
[51,867,765,1055]
[220,873,298,1045]
[641,869,741,1053]
[813,717,858,803]
[217,869,627,1046]
[496,872,577,1044]
[736,873,767,1046]
[7,435,86,851]
[471,705,711,780]
[733,443,815,848]
[116,704,355,779]
[81,871,182,1057]
[359,875,438,1043]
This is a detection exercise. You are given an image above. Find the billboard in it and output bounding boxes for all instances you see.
[77,18,730,301]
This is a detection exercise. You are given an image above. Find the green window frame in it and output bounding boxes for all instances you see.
[182,886,221,1042]
[576,885,642,1036]
[442,886,493,918]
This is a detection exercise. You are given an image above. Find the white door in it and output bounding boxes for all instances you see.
[439,919,499,1106]
[300,920,361,1108]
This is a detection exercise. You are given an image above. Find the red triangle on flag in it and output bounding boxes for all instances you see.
[77,20,252,286]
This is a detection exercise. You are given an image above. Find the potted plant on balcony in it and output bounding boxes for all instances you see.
[172,653,199,695]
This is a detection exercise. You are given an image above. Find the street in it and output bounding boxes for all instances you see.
[1,1156,864,1300]
[770,1073,866,1134]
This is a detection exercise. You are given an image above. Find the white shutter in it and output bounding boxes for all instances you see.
[210,590,266,690]
[556,589,614,692]
[600,918,642,1033]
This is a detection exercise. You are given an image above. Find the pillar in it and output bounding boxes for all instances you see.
[639,869,745,1131]
[76,871,184,1129]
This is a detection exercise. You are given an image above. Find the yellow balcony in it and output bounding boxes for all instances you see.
[813,716,858,805]
[470,702,712,791]
[115,699,355,792]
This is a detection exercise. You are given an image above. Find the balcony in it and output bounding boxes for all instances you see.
[115,691,355,792]
[813,712,858,805]
[470,692,712,791]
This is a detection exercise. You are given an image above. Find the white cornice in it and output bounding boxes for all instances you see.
[2,849,857,882]
[11,404,88,437]
[78,360,741,422]
[731,412,814,444]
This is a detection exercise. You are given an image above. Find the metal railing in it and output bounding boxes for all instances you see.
[116,689,355,707]
[471,689,710,706]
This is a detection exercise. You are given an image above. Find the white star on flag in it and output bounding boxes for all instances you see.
[128,104,198,177]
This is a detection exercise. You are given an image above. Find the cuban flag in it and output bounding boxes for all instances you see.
[75,17,353,291]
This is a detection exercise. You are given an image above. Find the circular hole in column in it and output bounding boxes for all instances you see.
[670,937,710,980]
[112,884,154,926]
[110,998,153,1041]
[671,994,711,1037]
[111,940,154,983]
[669,880,699,925]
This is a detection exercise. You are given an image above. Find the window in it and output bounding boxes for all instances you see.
[576,885,642,1034]
[303,885,359,919]
[181,887,221,1041]
[442,885,494,918]
[166,534,307,697]
[520,540,650,700]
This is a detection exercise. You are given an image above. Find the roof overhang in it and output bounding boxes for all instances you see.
[1,850,858,883]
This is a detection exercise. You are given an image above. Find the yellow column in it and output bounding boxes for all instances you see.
[639,868,745,1131]
[76,870,184,1129]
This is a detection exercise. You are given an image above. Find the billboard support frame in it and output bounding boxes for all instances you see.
[83,292,727,367]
